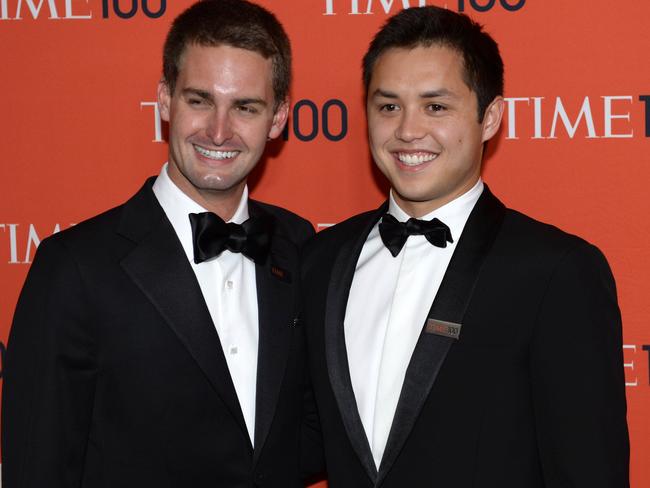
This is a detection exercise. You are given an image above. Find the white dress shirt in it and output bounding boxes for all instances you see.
[152,163,259,445]
[344,179,484,469]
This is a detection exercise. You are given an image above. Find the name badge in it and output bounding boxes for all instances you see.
[425,319,462,340]
[270,264,292,283]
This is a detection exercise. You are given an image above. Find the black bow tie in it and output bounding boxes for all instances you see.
[189,212,273,265]
[378,213,453,257]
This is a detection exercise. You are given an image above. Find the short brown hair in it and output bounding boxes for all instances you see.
[163,0,292,108]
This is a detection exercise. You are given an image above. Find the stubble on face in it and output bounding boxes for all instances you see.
[158,44,288,218]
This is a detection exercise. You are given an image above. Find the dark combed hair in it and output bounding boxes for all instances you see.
[362,6,504,121]
[162,0,292,108]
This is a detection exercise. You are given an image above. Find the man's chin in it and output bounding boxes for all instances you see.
[194,176,247,195]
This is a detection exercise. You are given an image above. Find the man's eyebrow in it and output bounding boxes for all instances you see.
[420,89,456,99]
[181,88,213,101]
[370,88,457,99]
[234,98,267,107]
[371,89,398,99]
[179,89,267,108]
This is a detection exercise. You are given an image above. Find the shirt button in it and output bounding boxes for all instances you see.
[229,345,238,355]
[226,280,234,290]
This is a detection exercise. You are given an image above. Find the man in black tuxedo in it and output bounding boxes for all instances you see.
[302,6,629,487]
[2,1,320,487]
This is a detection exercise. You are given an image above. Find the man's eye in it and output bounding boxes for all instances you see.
[188,98,206,106]
[427,103,446,112]
[380,103,399,112]
[237,105,258,114]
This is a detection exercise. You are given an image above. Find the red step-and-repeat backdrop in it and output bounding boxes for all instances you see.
[1,1,648,486]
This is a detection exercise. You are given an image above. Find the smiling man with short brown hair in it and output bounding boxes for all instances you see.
[2,2,321,487]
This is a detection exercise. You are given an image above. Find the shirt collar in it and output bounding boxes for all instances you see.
[153,162,249,223]
[152,162,250,262]
[388,179,484,241]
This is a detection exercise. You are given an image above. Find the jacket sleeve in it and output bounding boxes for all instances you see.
[2,236,98,488]
[531,241,629,487]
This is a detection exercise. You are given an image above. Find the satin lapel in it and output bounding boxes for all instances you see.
[117,182,250,448]
[325,203,388,483]
[376,187,506,486]
[248,202,295,464]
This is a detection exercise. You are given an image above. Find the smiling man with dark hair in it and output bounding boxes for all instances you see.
[302,6,629,487]
[2,1,321,487]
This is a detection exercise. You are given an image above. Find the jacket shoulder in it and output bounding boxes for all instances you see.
[42,203,124,250]
[251,200,315,248]
[303,208,380,262]
[502,208,589,249]
[35,178,159,265]
[499,208,611,274]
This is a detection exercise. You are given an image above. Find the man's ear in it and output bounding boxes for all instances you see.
[157,80,172,122]
[481,96,504,143]
[268,99,290,140]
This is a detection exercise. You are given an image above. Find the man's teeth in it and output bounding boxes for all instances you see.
[194,145,239,160]
[397,152,437,166]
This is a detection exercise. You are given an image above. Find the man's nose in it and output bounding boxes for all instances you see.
[394,110,426,142]
[206,109,234,145]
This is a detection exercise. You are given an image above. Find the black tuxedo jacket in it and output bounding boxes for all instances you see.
[302,187,629,488]
[2,178,319,488]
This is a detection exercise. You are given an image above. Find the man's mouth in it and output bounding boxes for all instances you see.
[395,151,438,166]
[194,144,240,160]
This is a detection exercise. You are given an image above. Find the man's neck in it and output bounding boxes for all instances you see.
[167,167,246,221]
[190,187,245,221]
